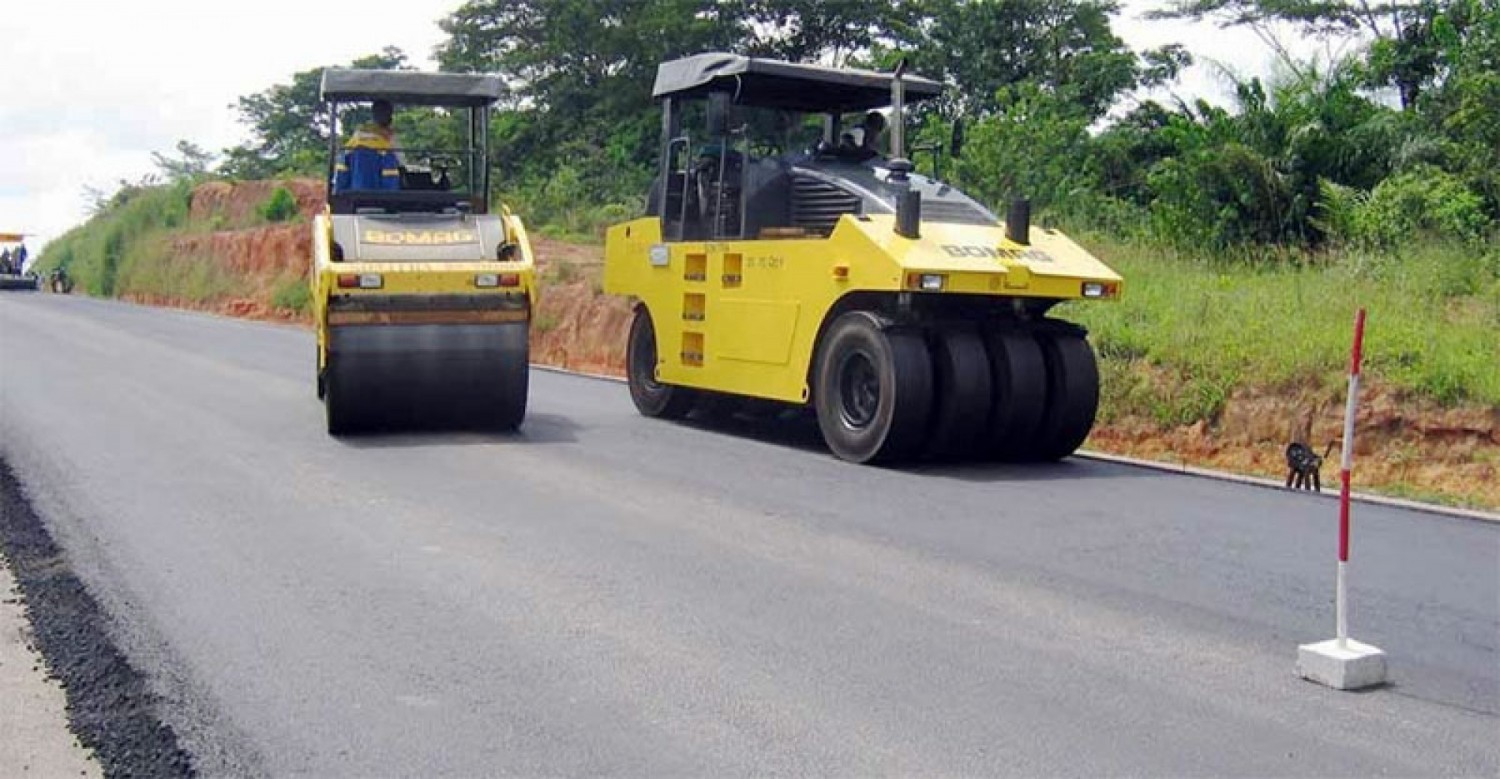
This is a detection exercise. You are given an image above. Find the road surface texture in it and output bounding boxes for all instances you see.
[1,294,1496,777]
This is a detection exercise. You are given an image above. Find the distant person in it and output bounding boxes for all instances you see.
[13,243,27,273]
[0,247,12,274]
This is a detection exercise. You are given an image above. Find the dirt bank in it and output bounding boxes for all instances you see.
[105,180,1500,511]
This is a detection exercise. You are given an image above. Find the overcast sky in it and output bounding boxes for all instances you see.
[0,1,1325,253]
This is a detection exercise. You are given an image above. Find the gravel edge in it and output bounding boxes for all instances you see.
[0,459,196,778]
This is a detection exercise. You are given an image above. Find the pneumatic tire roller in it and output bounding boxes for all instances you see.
[606,53,1121,464]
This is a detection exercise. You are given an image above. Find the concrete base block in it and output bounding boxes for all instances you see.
[1297,638,1387,690]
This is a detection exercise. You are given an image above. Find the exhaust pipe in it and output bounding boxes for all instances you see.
[1006,198,1031,245]
[889,59,919,238]
[890,59,907,163]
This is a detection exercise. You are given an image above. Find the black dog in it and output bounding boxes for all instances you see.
[1285,442,1337,491]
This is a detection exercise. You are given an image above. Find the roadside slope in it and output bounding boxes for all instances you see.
[33,179,1500,509]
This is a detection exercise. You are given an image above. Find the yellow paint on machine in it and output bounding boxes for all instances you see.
[604,214,1123,404]
[311,209,538,373]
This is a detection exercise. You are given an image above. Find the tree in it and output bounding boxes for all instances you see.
[1152,0,1449,109]
[1419,0,1500,210]
[220,47,409,179]
[899,1,1186,119]
[152,140,216,183]
[742,0,922,63]
[437,1,753,206]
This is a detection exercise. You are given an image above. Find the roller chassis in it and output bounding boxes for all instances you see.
[604,53,1123,464]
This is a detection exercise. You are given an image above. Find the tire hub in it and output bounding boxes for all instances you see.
[837,350,880,429]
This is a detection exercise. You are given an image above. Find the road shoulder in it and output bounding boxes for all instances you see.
[0,560,101,778]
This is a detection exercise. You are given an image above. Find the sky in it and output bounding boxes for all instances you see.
[0,1,1328,254]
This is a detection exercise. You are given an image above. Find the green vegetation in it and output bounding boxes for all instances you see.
[258,186,299,223]
[270,275,311,313]
[203,1,1496,253]
[1067,238,1500,423]
[40,182,192,297]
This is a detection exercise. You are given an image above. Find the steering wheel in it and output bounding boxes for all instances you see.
[417,155,459,189]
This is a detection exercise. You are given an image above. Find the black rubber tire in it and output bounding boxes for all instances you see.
[925,327,992,460]
[323,356,361,435]
[480,326,530,431]
[627,306,696,419]
[981,330,1047,461]
[316,352,326,400]
[813,311,933,464]
[1031,327,1100,461]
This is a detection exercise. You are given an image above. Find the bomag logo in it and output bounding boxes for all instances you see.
[941,244,1054,263]
[362,229,478,245]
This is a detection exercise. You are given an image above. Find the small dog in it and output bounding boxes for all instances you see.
[1285,441,1337,491]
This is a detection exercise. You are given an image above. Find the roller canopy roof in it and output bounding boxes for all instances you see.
[652,53,943,112]
[0,233,25,242]
[320,68,505,107]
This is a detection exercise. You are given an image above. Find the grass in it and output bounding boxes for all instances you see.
[270,275,311,313]
[37,182,193,296]
[1064,237,1500,416]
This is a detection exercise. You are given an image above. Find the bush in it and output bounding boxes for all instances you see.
[1355,167,1492,248]
[258,186,299,223]
[1147,143,1298,249]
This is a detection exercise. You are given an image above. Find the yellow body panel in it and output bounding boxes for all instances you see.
[604,215,1123,403]
[311,209,538,370]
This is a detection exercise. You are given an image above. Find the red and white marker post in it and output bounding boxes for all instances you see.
[1335,308,1365,647]
[1298,308,1386,690]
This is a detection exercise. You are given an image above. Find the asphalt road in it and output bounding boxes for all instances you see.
[1,293,1496,777]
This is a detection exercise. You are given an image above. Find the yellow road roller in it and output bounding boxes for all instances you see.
[605,54,1123,463]
[312,69,536,434]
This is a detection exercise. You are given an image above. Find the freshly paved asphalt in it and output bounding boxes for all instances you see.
[1,293,1496,777]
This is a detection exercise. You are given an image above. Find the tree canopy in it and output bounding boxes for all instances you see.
[211,0,1497,250]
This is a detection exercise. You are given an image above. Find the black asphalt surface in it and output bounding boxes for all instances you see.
[1,293,1497,777]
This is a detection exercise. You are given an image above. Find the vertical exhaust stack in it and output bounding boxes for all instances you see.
[1006,198,1031,245]
[889,59,920,239]
[890,59,908,167]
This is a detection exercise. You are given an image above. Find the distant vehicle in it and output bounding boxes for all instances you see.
[311,69,538,434]
[0,232,39,291]
[604,53,1124,464]
[47,268,74,294]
